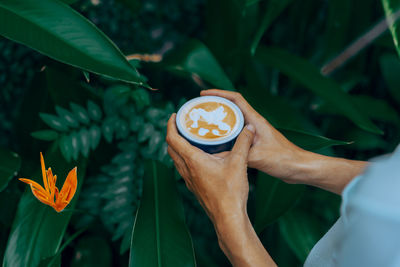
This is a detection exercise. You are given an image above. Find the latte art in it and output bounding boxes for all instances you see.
[184,102,237,140]
[176,96,244,153]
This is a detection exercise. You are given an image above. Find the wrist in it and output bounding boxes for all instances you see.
[213,210,251,253]
[258,147,315,184]
[212,203,248,230]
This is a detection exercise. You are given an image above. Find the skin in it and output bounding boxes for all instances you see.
[166,89,369,267]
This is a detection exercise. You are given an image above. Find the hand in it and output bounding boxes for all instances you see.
[201,89,305,183]
[166,113,255,224]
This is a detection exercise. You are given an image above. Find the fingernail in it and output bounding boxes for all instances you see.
[246,124,255,133]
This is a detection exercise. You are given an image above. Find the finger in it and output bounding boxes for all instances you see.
[166,113,205,160]
[212,151,229,159]
[200,89,261,126]
[168,146,190,178]
[230,124,255,163]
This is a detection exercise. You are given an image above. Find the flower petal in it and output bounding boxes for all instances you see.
[19,178,47,196]
[19,178,54,206]
[47,168,57,201]
[40,152,50,194]
[54,167,77,212]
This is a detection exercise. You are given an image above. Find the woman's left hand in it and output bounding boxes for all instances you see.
[167,113,277,267]
[166,113,255,225]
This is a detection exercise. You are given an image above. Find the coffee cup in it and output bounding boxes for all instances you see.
[176,96,244,153]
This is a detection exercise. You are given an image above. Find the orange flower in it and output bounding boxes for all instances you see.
[19,152,77,212]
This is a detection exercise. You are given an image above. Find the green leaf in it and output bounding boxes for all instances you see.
[130,116,145,132]
[382,0,400,57]
[280,128,352,151]
[279,209,325,263]
[39,227,86,267]
[163,39,235,90]
[59,134,72,162]
[115,119,130,140]
[70,131,80,161]
[0,147,21,192]
[87,100,103,122]
[39,113,69,132]
[321,0,352,60]
[250,0,294,55]
[0,0,145,85]
[255,46,382,134]
[83,71,90,83]
[131,89,150,111]
[55,106,79,128]
[343,128,388,150]
[380,54,400,105]
[138,123,155,143]
[147,131,163,155]
[70,102,90,125]
[318,94,400,126]
[102,118,116,143]
[254,173,304,233]
[31,130,59,141]
[129,161,196,267]
[78,128,90,157]
[3,145,87,267]
[89,125,102,150]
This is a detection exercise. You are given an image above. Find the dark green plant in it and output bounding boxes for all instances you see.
[1,0,400,266]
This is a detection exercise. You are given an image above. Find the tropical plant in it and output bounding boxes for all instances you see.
[0,0,400,266]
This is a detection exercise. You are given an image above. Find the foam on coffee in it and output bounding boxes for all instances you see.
[185,102,236,140]
[177,96,244,145]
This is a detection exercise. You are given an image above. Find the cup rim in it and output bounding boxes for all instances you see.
[176,96,244,145]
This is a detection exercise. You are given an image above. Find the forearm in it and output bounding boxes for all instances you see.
[213,212,277,267]
[291,150,368,195]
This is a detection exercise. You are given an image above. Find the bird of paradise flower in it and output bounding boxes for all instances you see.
[19,152,77,212]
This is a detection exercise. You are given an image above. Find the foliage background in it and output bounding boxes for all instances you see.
[0,0,400,266]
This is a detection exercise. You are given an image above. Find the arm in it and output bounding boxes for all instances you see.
[215,213,276,267]
[291,150,367,194]
[166,115,276,267]
[201,89,368,195]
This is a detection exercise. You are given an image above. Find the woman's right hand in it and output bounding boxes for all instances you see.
[201,89,306,183]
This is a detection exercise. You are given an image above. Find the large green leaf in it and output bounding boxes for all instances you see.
[38,227,86,267]
[0,0,145,85]
[250,0,295,55]
[254,128,348,233]
[380,53,400,105]
[317,94,400,126]
[163,39,235,90]
[0,147,21,192]
[382,0,400,57]
[3,144,87,267]
[254,174,304,233]
[280,128,352,151]
[320,0,352,61]
[278,209,325,263]
[255,46,382,134]
[129,161,196,267]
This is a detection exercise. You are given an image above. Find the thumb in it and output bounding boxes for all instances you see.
[231,124,255,162]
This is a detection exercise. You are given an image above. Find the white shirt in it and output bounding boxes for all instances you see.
[304,145,400,267]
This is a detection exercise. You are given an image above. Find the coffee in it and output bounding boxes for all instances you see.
[184,102,237,140]
[176,96,244,153]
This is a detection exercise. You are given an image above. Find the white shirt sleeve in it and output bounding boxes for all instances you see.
[336,146,400,267]
[304,145,400,267]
